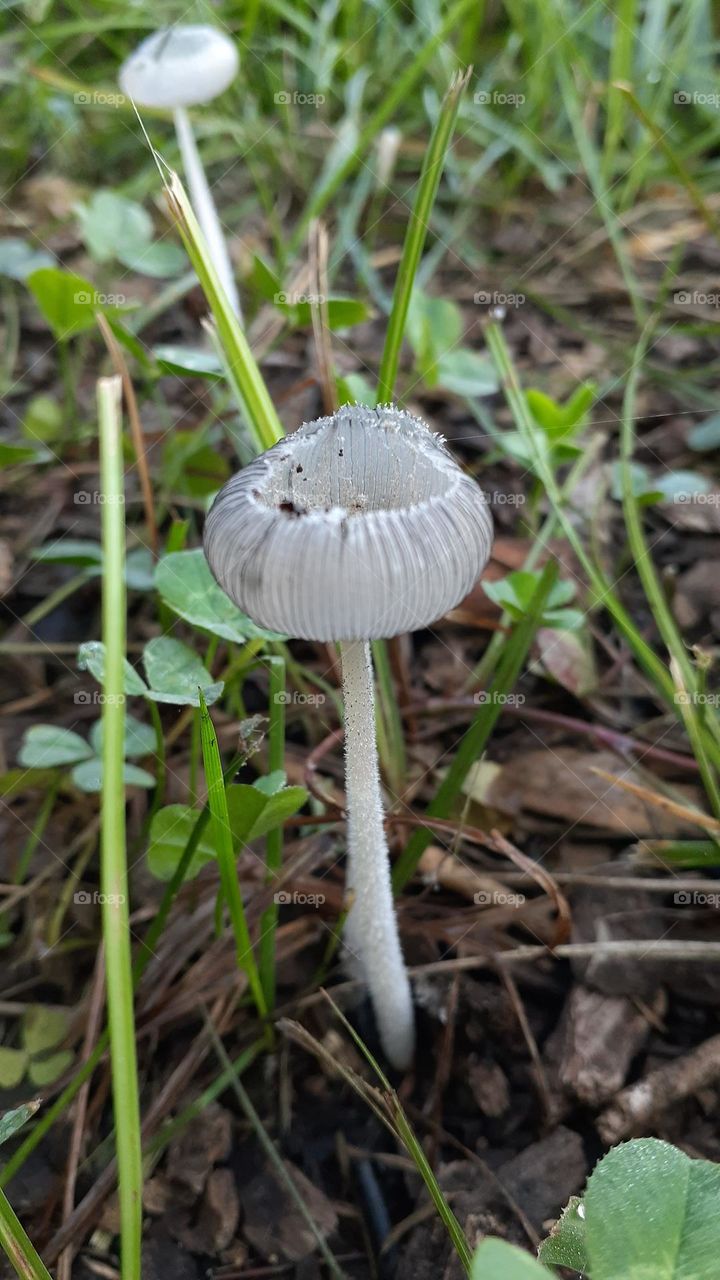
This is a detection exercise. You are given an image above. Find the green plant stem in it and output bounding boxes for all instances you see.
[57,340,76,423]
[393,560,558,890]
[318,995,473,1273]
[21,572,89,629]
[619,329,720,817]
[259,656,286,1009]
[45,829,96,949]
[0,1187,53,1280]
[486,326,666,692]
[290,0,475,250]
[14,782,58,887]
[548,39,646,326]
[164,171,283,453]
[198,691,268,1025]
[97,375,142,1280]
[376,67,469,402]
[602,0,636,182]
[146,1039,263,1161]
[616,84,720,238]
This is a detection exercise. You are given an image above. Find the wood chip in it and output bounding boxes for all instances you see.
[597,1032,720,1144]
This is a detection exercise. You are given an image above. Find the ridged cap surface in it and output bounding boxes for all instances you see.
[204,405,494,641]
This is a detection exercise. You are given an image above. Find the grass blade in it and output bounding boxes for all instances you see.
[285,993,473,1274]
[164,171,283,454]
[393,559,559,890]
[291,0,475,249]
[615,83,720,238]
[485,324,668,694]
[602,0,637,182]
[376,67,470,403]
[197,690,268,1023]
[618,327,720,816]
[97,375,142,1280]
[0,1189,53,1280]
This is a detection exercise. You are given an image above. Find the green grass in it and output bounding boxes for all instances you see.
[198,690,268,1025]
[2,1,720,1274]
[97,375,143,1280]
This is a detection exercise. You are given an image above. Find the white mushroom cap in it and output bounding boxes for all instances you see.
[204,405,493,642]
[119,26,239,109]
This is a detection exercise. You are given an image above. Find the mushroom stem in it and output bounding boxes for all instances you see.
[340,640,415,1070]
[173,106,242,320]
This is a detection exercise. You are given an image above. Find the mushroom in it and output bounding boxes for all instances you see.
[119,25,242,317]
[203,405,493,1068]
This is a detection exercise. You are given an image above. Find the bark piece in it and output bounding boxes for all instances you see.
[598,1032,720,1144]
[549,985,661,1107]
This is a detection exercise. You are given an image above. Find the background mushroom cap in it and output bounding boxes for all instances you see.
[119,26,239,109]
[204,406,494,642]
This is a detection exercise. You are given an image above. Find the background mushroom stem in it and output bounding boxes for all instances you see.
[340,639,415,1070]
[173,105,242,320]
